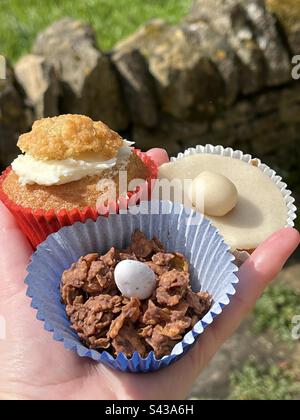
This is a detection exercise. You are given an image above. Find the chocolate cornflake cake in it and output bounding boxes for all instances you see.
[61,230,212,359]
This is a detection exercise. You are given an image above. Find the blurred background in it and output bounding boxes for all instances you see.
[0,0,299,400]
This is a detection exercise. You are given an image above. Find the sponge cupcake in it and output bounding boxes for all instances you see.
[0,114,157,247]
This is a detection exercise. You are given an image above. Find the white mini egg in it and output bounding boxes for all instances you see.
[114,260,156,300]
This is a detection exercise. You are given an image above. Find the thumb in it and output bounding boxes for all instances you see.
[208,227,300,348]
[0,202,32,299]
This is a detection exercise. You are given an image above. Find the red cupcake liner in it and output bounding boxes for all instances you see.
[0,149,158,249]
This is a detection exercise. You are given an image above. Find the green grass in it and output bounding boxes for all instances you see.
[229,359,300,400]
[253,283,300,342]
[0,0,192,62]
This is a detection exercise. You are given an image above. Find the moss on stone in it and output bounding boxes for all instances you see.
[266,0,300,28]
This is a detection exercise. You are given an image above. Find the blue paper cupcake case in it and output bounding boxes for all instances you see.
[25,200,239,373]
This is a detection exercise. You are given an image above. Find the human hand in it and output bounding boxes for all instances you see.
[0,150,299,400]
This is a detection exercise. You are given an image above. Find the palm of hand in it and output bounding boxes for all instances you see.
[0,201,298,400]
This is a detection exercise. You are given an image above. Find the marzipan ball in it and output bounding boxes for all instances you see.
[189,171,238,216]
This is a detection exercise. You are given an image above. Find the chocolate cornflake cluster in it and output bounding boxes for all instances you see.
[61,231,212,359]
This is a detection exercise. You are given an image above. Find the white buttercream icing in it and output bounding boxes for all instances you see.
[12,140,134,186]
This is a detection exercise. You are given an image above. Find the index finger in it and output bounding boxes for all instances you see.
[0,201,32,299]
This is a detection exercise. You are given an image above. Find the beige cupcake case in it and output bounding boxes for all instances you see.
[168,145,297,266]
